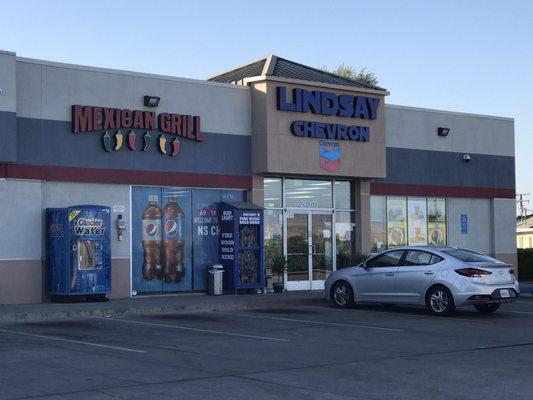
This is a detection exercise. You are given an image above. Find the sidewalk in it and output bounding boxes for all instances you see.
[0,291,325,323]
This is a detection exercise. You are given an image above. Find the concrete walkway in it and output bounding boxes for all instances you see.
[0,291,325,323]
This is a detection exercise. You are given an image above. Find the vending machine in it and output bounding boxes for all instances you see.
[220,202,264,293]
[46,205,111,297]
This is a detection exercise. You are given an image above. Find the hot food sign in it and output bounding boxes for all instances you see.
[72,105,203,157]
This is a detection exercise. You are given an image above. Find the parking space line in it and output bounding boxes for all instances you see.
[503,310,533,315]
[214,312,405,332]
[303,305,495,323]
[0,328,146,353]
[101,317,290,342]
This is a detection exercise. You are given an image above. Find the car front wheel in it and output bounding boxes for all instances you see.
[474,303,500,313]
[330,281,354,308]
[426,286,455,315]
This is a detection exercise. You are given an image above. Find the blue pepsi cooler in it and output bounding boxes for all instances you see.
[46,205,111,298]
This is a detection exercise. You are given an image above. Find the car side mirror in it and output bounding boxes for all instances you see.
[361,261,368,268]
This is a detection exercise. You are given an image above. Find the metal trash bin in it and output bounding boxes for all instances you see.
[208,263,224,295]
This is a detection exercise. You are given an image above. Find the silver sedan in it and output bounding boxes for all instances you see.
[325,247,519,315]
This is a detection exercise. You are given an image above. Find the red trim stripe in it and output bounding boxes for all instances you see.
[370,183,515,199]
[0,163,251,189]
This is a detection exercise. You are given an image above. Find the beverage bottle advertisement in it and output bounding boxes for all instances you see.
[131,186,192,293]
[132,186,245,294]
[192,189,245,291]
[68,208,111,294]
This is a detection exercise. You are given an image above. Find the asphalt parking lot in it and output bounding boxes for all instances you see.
[2,298,533,400]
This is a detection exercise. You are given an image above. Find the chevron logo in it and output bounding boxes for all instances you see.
[319,140,341,172]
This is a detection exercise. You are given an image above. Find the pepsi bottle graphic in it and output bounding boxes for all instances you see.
[162,197,185,283]
[142,195,162,280]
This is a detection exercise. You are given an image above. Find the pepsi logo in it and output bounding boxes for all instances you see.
[145,223,158,237]
[165,219,178,237]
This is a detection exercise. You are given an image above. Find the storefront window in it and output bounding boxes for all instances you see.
[264,178,282,208]
[284,179,332,209]
[264,209,283,264]
[387,197,407,248]
[264,178,357,277]
[407,197,428,246]
[334,181,353,209]
[427,198,447,245]
[370,195,448,252]
[336,211,356,268]
[371,196,387,253]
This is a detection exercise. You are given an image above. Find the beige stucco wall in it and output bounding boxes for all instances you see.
[0,260,43,304]
[250,79,387,179]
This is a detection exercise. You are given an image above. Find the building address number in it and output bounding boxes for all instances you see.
[299,200,319,208]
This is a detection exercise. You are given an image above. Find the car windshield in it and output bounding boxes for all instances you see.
[442,249,499,263]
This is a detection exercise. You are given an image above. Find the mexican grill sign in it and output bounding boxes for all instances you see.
[71,105,203,156]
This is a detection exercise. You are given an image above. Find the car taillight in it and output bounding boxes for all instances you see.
[455,268,492,278]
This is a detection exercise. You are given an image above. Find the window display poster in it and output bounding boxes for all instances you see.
[428,198,447,245]
[132,187,245,294]
[131,186,192,294]
[387,197,407,247]
[408,198,428,245]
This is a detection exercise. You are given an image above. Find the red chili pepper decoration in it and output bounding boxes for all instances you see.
[171,138,181,157]
[128,130,136,151]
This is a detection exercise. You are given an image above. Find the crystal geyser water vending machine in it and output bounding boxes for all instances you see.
[46,205,111,298]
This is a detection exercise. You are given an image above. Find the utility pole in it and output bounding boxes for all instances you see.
[516,193,530,225]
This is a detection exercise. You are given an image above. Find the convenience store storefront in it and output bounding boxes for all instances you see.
[0,51,516,304]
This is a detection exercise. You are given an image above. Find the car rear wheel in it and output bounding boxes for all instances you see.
[474,303,500,313]
[426,286,455,315]
[330,281,354,308]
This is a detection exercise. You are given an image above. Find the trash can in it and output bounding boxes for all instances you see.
[208,264,224,295]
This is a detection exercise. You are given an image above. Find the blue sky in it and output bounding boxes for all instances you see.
[2,0,532,208]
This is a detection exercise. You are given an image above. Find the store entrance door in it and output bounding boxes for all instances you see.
[285,212,333,290]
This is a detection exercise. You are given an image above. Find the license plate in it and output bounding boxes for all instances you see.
[500,289,511,298]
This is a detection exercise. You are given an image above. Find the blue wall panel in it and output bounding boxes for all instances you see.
[16,117,251,176]
[0,111,17,162]
[380,147,515,189]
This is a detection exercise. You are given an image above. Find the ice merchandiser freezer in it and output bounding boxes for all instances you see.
[220,202,264,293]
[46,205,111,297]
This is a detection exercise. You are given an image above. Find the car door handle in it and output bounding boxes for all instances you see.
[385,272,395,276]
[424,271,435,275]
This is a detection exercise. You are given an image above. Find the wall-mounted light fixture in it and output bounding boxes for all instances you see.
[462,154,471,163]
[144,95,160,108]
[437,127,450,137]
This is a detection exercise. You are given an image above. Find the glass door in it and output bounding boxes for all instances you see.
[311,213,333,290]
[285,212,333,290]
[285,213,310,289]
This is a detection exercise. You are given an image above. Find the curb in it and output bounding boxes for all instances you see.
[0,295,325,324]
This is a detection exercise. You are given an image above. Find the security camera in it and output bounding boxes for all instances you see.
[462,154,471,163]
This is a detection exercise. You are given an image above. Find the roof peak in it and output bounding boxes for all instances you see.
[207,55,386,91]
